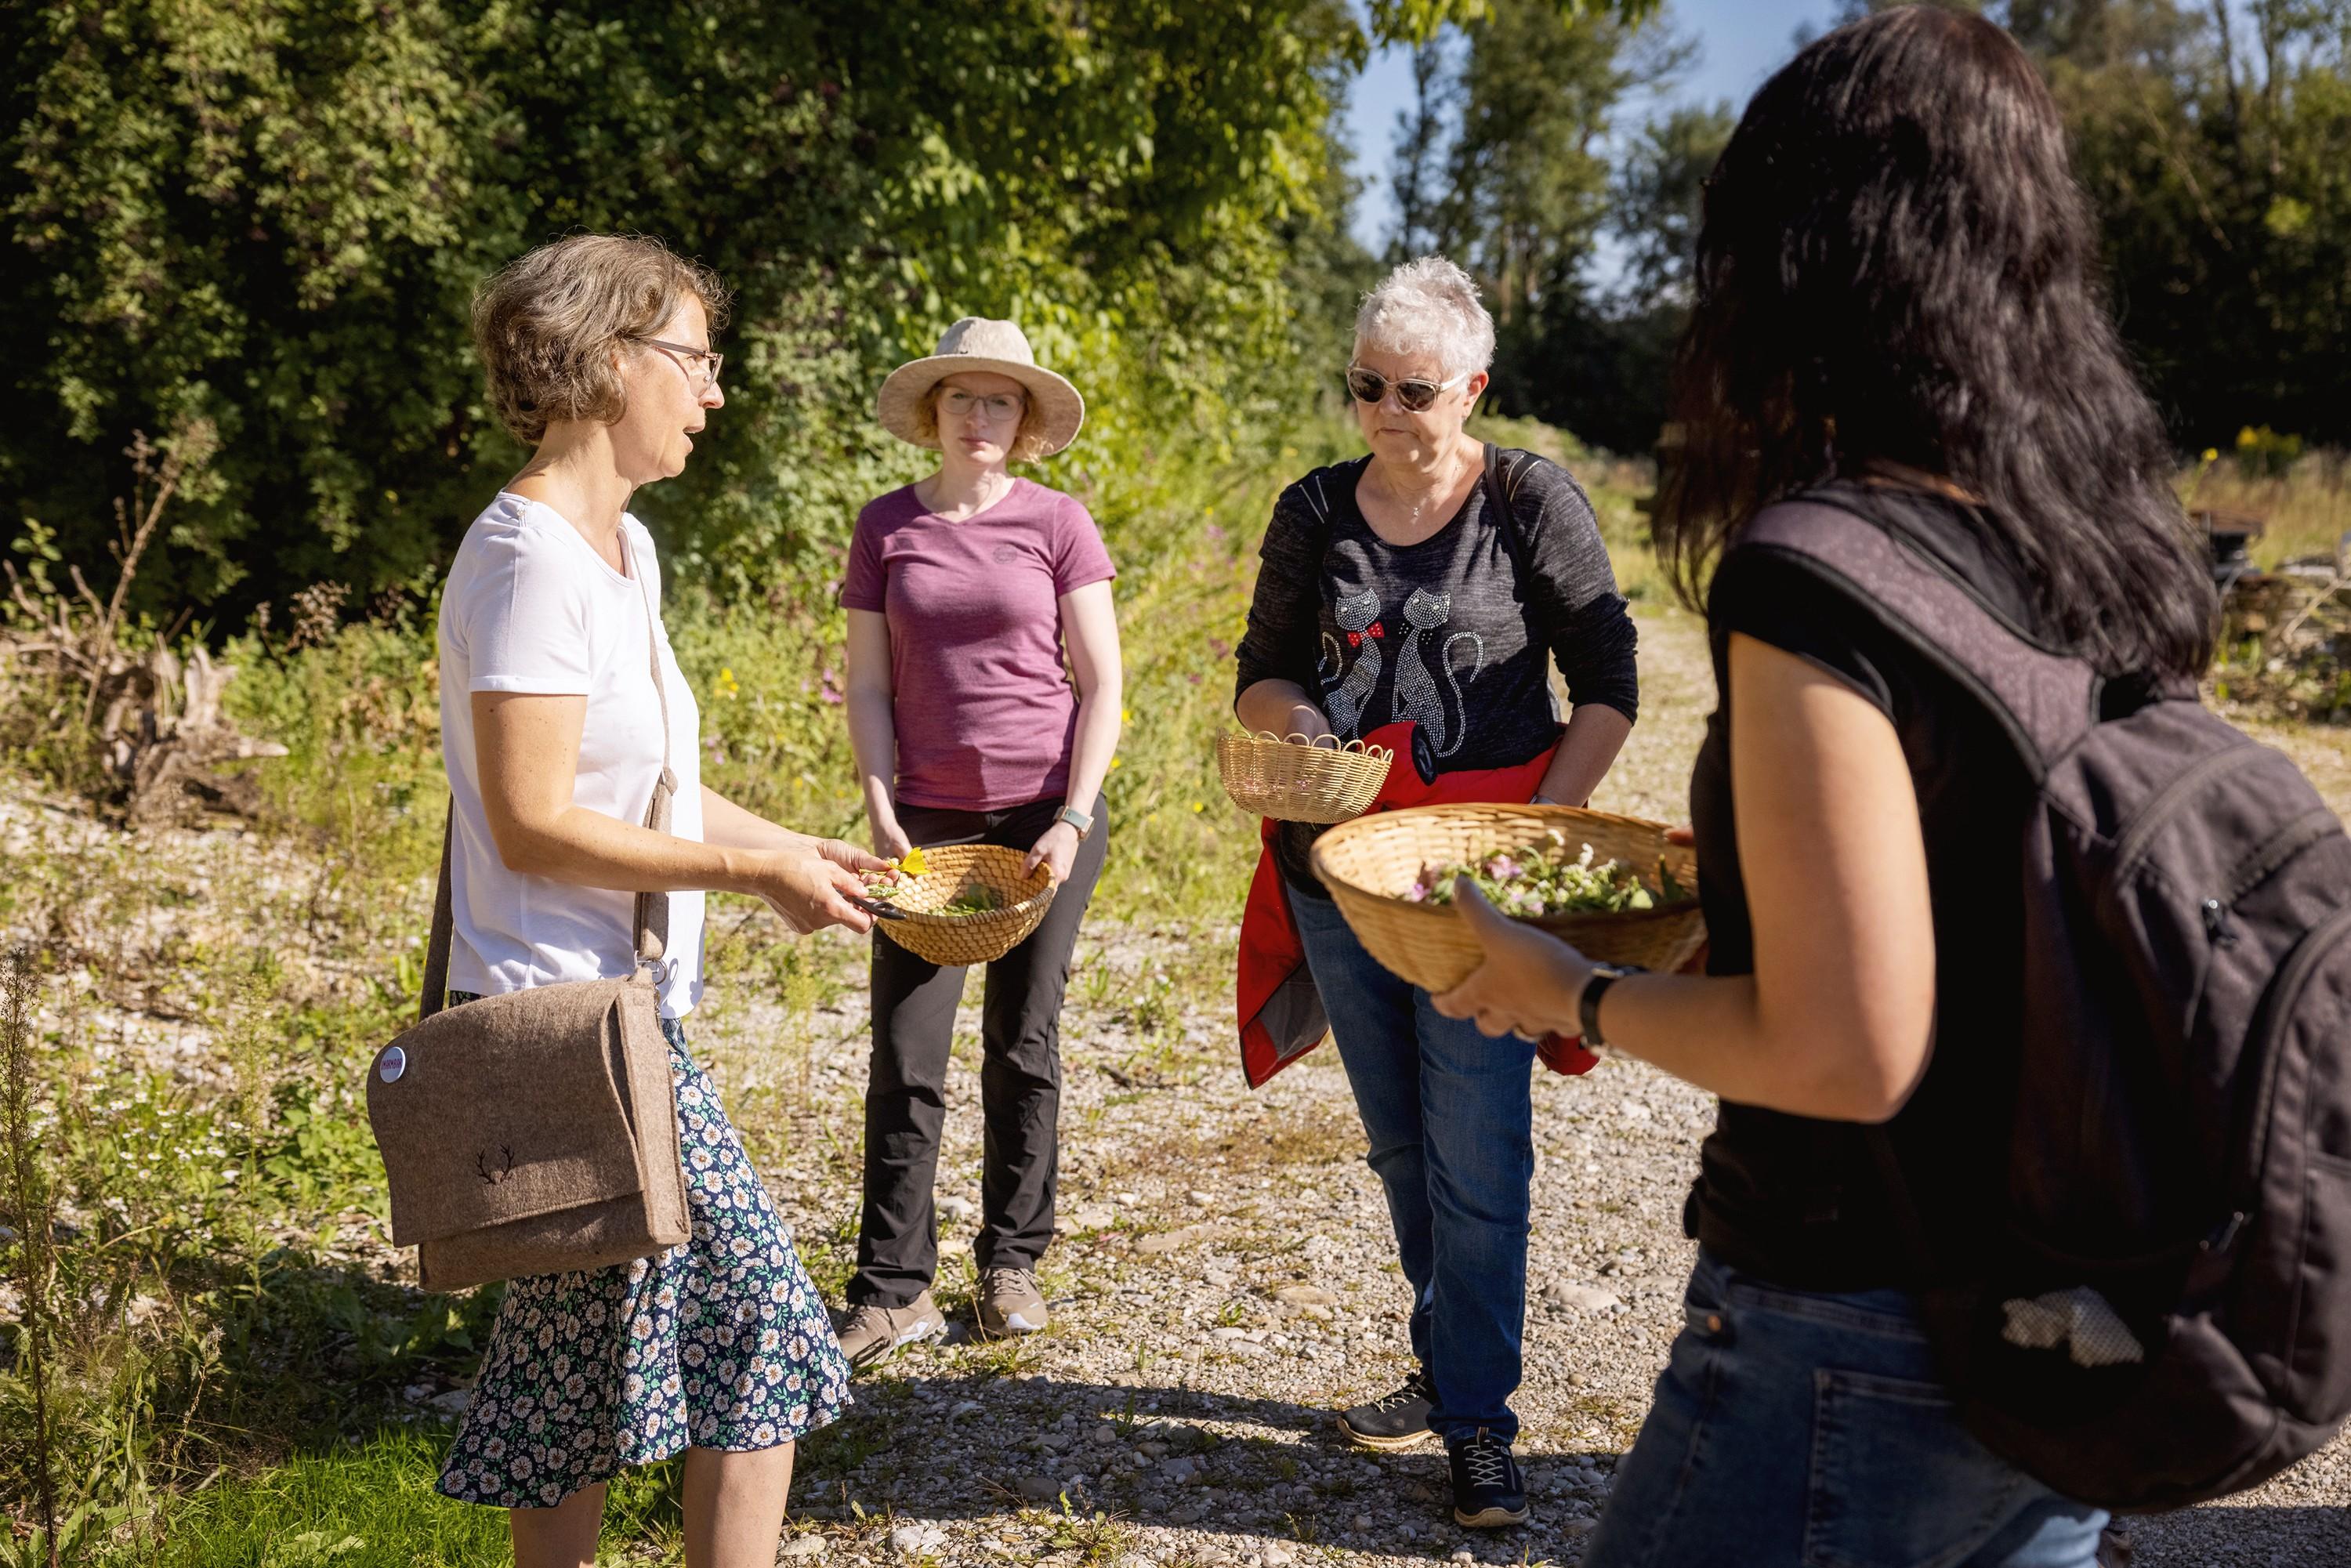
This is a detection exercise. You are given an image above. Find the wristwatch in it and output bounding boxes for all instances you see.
[1057,804,1095,841]
[1578,962,1645,1050]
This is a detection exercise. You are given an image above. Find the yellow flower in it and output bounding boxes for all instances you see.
[1120,707,1131,723]
[897,846,929,876]
[1109,757,1122,770]
[2201,447,2219,465]
[1192,801,1205,812]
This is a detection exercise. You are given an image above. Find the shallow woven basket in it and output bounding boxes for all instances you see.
[1310,803,1706,993]
[1215,730,1395,824]
[876,844,1058,967]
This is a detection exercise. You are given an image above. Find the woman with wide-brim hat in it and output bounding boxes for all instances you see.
[835,318,1123,1363]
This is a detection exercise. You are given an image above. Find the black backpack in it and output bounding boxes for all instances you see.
[1744,499,2351,1513]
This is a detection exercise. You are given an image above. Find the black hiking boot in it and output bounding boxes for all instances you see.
[1336,1366,1436,1450]
[1449,1429,1530,1529]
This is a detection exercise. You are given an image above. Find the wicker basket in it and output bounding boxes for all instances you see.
[1215,730,1395,824]
[875,844,1058,967]
[1310,803,1705,992]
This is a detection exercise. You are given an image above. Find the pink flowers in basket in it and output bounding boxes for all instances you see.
[1404,827,1671,918]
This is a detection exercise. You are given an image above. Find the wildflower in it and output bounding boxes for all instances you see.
[2201,447,2219,465]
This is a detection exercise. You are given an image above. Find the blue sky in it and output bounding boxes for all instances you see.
[1339,0,1846,257]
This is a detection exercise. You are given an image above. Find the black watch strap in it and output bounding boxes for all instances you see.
[1579,963,1643,1048]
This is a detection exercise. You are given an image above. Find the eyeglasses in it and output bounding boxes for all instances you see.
[938,388,1027,425]
[636,337,723,393]
[1344,365,1470,413]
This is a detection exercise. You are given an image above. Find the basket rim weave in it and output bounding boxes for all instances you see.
[1308,803,1707,989]
[1219,728,1393,759]
[1314,802,1698,907]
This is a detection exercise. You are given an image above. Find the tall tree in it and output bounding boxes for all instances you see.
[2027,0,2351,444]
[1425,0,1683,324]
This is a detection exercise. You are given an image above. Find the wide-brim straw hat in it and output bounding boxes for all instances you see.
[875,317,1085,457]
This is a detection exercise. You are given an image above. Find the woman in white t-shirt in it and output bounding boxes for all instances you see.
[433,234,877,1567]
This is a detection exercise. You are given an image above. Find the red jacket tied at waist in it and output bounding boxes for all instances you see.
[1235,719,1599,1088]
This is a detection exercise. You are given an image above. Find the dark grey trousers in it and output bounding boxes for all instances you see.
[849,792,1107,1308]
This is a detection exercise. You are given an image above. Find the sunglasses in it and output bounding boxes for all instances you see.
[1344,365,1470,413]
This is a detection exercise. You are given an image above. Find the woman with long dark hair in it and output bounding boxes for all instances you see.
[1430,10,2214,1564]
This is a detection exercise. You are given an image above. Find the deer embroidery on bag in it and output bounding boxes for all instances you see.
[476,1145,516,1186]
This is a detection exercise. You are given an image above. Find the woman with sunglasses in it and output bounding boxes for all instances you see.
[1233,255,1639,1532]
[835,318,1122,1363]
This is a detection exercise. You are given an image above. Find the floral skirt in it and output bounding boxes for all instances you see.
[437,1008,852,1509]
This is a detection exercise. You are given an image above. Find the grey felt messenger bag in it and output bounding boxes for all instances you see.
[364,538,691,1291]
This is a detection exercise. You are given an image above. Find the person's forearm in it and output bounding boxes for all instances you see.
[1535,704,1633,804]
[844,690,898,821]
[1603,972,1904,1120]
[1061,675,1122,813]
[494,802,770,898]
[1532,961,1905,1123]
[698,787,814,856]
[1237,678,1331,738]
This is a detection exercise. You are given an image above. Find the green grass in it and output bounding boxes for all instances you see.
[138,1428,692,1566]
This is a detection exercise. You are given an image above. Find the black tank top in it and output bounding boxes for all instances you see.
[1685,482,2055,1289]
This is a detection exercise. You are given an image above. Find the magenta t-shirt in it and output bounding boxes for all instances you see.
[842,479,1116,810]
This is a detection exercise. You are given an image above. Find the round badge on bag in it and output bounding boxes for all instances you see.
[378,1045,407,1084]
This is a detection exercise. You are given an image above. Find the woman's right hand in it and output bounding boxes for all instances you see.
[1282,701,1335,744]
[753,847,877,936]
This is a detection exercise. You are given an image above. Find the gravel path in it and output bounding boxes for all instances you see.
[668,602,2351,1568]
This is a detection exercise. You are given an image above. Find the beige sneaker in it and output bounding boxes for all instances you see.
[976,1266,1049,1338]
[834,1288,946,1369]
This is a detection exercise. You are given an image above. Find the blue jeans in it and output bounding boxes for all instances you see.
[1292,889,1537,1445]
[1585,1249,2108,1568]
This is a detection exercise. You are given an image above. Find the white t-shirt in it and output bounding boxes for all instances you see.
[437,494,705,1018]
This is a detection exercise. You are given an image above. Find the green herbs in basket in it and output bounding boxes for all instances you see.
[856,863,1006,917]
[1405,828,1688,918]
[939,885,1002,916]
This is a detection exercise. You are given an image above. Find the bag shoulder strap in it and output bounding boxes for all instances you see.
[418,526,678,1020]
[622,529,677,969]
[1738,500,2098,779]
[418,812,457,1023]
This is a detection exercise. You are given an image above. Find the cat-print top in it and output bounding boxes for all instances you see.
[1234,447,1639,896]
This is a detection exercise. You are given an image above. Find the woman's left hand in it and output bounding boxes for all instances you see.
[1430,876,1593,1041]
[1024,821,1081,885]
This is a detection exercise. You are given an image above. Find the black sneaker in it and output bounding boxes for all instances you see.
[1449,1429,1530,1529]
[1336,1367,1436,1450]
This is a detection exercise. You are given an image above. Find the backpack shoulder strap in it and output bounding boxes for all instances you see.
[1739,500,2098,779]
[1480,443,1537,581]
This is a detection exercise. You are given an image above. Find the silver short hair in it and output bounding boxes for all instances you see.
[1352,255,1496,379]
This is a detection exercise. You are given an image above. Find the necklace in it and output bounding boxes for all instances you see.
[1371,444,1473,530]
